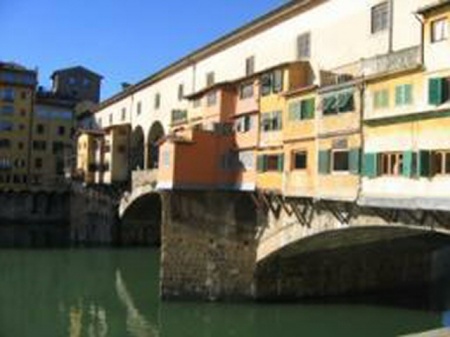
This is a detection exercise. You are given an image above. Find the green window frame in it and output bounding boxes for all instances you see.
[373,89,389,109]
[395,84,413,106]
[428,77,448,105]
[288,98,315,121]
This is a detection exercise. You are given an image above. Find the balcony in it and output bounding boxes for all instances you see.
[361,46,422,78]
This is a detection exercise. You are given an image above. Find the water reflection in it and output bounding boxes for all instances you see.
[0,249,446,337]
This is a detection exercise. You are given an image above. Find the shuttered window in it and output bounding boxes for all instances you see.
[318,150,330,175]
[322,90,354,115]
[428,78,449,105]
[349,148,361,175]
[257,154,284,172]
[288,98,315,121]
[363,153,379,178]
[395,84,413,106]
[373,89,389,109]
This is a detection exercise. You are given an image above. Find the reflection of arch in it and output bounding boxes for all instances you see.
[147,122,165,169]
[131,127,145,171]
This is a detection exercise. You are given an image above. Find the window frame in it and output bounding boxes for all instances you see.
[297,32,311,59]
[380,152,404,176]
[371,2,389,34]
[331,149,350,173]
[431,17,449,43]
[292,150,308,171]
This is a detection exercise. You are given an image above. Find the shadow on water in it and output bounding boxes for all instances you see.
[0,248,447,337]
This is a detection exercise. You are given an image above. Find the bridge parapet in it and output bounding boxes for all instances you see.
[119,170,158,218]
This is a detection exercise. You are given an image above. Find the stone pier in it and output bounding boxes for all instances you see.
[160,191,261,301]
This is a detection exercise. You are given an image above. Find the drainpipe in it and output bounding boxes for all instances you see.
[414,13,425,66]
[388,0,394,53]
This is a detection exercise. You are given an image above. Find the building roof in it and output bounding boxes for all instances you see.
[0,61,36,74]
[51,66,103,80]
[417,0,450,15]
[94,0,324,112]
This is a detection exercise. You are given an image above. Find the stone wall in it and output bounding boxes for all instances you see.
[160,191,261,301]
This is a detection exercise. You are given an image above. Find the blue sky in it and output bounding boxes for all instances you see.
[0,0,284,100]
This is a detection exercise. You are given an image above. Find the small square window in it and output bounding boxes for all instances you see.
[332,150,349,172]
[206,72,215,87]
[371,2,389,34]
[293,151,307,170]
[154,93,161,109]
[245,56,255,76]
[431,18,448,43]
[297,33,311,59]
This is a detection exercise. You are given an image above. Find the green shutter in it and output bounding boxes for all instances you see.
[302,98,315,119]
[363,153,378,178]
[402,151,414,177]
[373,91,380,109]
[395,86,403,106]
[288,102,297,120]
[349,148,361,175]
[318,150,330,175]
[404,84,413,105]
[277,154,284,172]
[381,90,389,108]
[257,156,264,172]
[418,150,431,177]
[429,78,444,105]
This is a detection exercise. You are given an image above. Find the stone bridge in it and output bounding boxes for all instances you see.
[119,174,450,304]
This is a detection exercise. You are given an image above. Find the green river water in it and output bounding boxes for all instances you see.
[0,249,447,337]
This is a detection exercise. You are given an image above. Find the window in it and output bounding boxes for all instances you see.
[154,93,161,109]
[121,108,126,121]
[171,109,188,124]
[0,139,10,149]
[332,150,350,172]
[1,105,14,116]
[261,111,282,132]
[0,88,15,102]
[260,70,283,96]
[137,101,142,115]
[68,77,76,85]
[257,154,284,172]
[429,77,449,105]
[83,78,90,86]
[293,151,307,170]
[322,91,354,115]
[432,150,450,175]
[206,72,215,87]
[20,109,26,116]
[109,113,113,124]
[239,82,254,99]
[261,73,272,96]
[288,98,315,121]
[20,91,27,100]
[18,142,24,150]
[431,18,448,43]
[0,121,13,131]
[206,91,217,107]
[239,151,254,170]
[373,89,389,109]
[57,126,65,136]
[245,56,255,76]
[273,70,283,93]
[381,152,403,176]
[33,141,47,151]
[297,32,311,59]
[35,158,43,169]
[178,84,184,101]
[371,2,389,34]
[235,115,253,133]
[53,142,64,154]
[395,84,413,106]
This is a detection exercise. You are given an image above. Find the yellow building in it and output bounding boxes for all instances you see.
[256,62,312,192]
[360,2,450,210]
[283,85,317,198]
[76,129,105,185]
[31,95,75,190]
[0,62,37,191]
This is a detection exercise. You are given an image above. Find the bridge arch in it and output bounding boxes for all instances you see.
[255,225,450,303]
[130,126,145,171]
[120,192,162,246]
[147,121,165,170]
